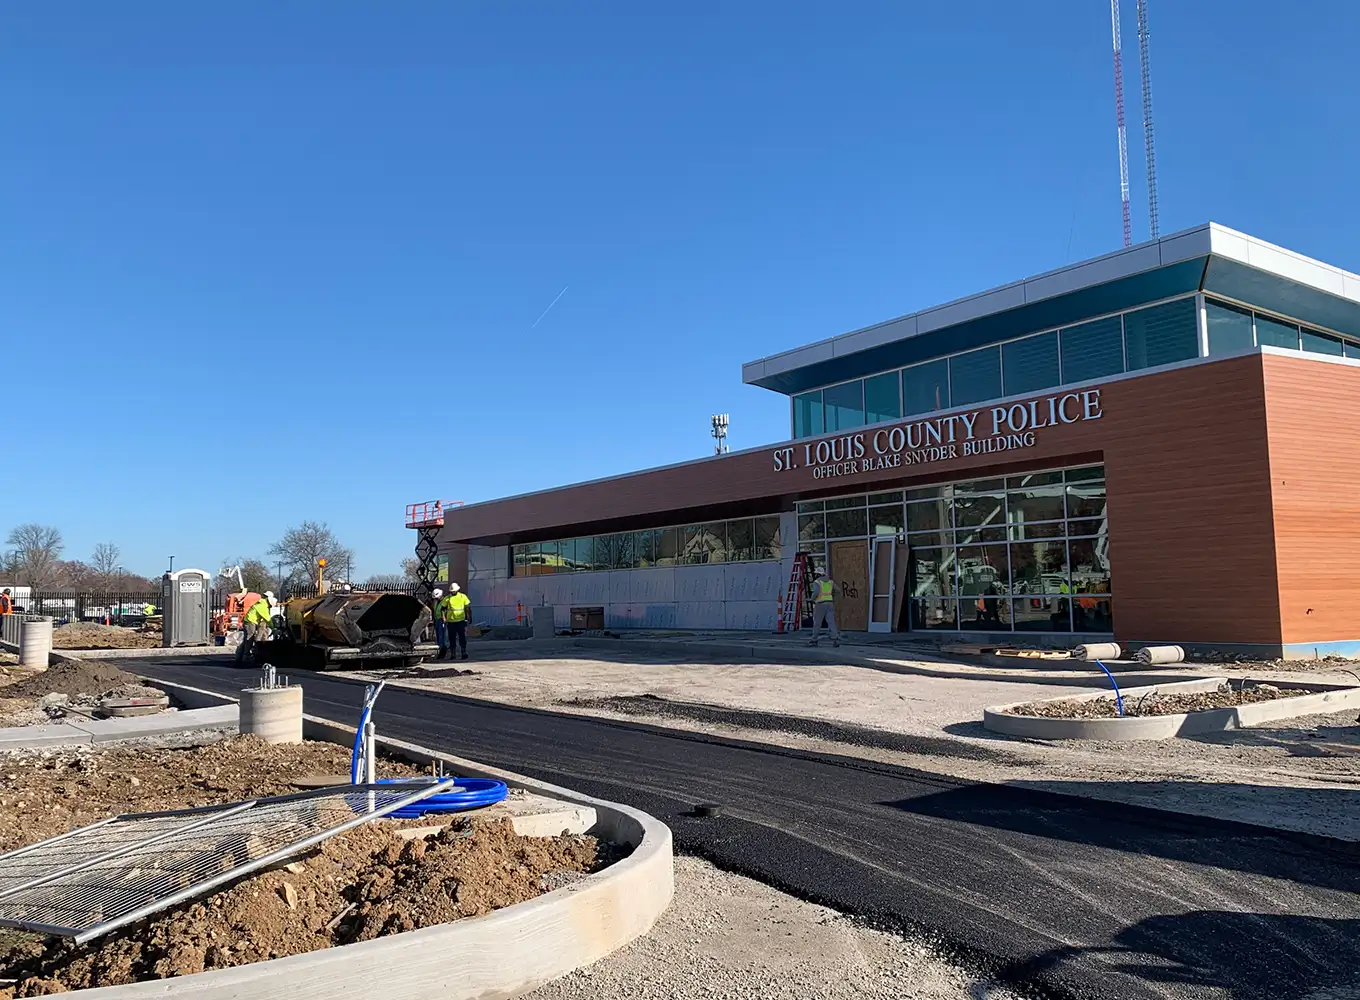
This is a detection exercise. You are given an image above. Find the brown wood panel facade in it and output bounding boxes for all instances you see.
[442,353,1317,644]
[1261,353,1360,644]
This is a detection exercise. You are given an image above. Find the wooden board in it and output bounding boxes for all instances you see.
[829,540,869,632]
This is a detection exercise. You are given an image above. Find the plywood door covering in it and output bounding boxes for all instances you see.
[830,540,869,632]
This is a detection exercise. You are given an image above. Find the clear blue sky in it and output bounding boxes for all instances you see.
[3,1,1357,580]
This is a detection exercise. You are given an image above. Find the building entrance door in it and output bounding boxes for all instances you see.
[867,536,896,633]
[829,540,869,632]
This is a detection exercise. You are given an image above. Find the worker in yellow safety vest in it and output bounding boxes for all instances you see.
[809,568,840,648]
[436,583,472,661]
[238,594,273,664]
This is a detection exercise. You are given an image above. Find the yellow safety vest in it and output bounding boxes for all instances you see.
[439,593,471,622]
[814,579,835,603]
[244,599,271,625]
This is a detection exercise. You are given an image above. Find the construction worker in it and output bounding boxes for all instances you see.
[431,588,447,658]
[436,583,472,661]
[237,593,273,665]
[809,567,840,648]
[0,589,11,616]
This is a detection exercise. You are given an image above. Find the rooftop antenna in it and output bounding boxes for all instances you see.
[1136,0,1159,240]
[1109,0,1132,248]
[710,413,729,455]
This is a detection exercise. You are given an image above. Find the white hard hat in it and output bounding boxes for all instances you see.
[264,591,275,601]
[432,588,444,598]
[450,582,461,593]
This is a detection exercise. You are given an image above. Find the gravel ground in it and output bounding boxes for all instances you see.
[1006,680,1292,718]
[529,855,1023,1000]
[350,646,1360,841]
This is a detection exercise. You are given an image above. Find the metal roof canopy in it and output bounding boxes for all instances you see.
[0,780,454,944]
[743,223,1360,395]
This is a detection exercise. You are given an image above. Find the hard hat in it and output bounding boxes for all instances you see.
[450,583,461,593]
[432,588,444,598]
[264,591,275,601]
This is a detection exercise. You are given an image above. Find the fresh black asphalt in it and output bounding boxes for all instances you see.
[132,657,1360,1000]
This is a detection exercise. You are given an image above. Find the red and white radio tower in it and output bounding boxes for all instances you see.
[1109,0,1132,248]
[1136,0,1159,240]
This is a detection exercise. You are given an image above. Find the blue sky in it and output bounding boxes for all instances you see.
[3,1,1357,579]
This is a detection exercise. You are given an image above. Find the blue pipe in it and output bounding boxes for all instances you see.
[377,777,509,818]
[1095,660,1125,717]
[350,700,375,784]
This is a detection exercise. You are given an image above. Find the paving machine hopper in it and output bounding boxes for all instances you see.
[244,590,436,670]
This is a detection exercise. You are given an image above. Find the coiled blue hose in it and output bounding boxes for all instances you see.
[350,684,508,816]
[378,777,509,818]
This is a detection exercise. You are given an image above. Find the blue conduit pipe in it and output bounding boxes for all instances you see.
[1094,660,1125,717]
[377,777,509,819]
[349,682,509,816]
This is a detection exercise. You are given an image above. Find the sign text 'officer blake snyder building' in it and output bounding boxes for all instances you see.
[437,223,1360,658]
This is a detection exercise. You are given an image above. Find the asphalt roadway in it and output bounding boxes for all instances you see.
[131,657,1360,1000]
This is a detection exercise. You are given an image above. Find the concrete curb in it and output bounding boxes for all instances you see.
[0,705,239,750]
[529,635,1207,689]
[48,645,225,662]
[983,677,1360,741]
[63,678,675,1000]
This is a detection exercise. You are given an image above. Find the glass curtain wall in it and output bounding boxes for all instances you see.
[1205,298,1357,358]
[512,515,782,576]
[798,465,1111,634]
[791,298,1199,439]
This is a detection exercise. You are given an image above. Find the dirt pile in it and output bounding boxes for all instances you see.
[1007,681,1294,719]
[0,736,424,854]
[2,660,147,700]
[0,819,599,995]
[50,623,159,651]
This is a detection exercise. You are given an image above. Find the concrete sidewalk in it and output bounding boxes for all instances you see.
[0,704,238,750]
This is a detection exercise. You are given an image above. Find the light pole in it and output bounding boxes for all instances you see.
[168,555,176,574]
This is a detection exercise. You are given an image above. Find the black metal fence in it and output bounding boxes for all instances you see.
[9,590,227,624]
[9,583,425,624]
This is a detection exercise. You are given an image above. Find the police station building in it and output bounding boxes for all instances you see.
[437,223,1360,658]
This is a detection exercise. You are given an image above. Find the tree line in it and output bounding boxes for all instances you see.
[1,520,417,593]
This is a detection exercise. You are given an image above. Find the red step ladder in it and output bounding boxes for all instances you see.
[777,553,815,633]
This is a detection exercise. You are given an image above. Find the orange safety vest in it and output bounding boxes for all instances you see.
[0,594,11,615]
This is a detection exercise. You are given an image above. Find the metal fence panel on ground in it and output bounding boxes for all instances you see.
[0,780,453,943]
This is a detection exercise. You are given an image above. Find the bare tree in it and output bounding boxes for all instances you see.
[91,542,121,585]
[56,560,96,590]
[267,522,355,588]
[4,524,64,588]
[401,557,421,582]
[222,558,277,594]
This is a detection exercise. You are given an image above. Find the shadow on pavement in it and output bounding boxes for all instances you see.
[991,910,1360,1000]
[881,780,1360,889]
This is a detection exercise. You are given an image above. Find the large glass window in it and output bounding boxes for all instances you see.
[1205,300,1255,355]
[949,346,1003,406]
[825,506,868,539]
[901,359,949,416]
[793,391,823,438]
[753,517,782,560]
[726,519,754,561]
[823,381,865,431]
[610,533,637,570]
[1059,316,1124,383]
[1124,298,1198,370]
[864,371,901,424]
[1346,342,1360,360]
[1002,332,1061,395]
[1255,313,1300,350]
[1302,328,1345,356]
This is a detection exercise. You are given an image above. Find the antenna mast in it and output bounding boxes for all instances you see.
[1136,0,1159,239]
[1109,0,1132,248]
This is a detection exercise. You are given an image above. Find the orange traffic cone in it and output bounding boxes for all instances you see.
[775,593,785,633]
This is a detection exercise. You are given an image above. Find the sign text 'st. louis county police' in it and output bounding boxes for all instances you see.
[771,388,1103,480]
